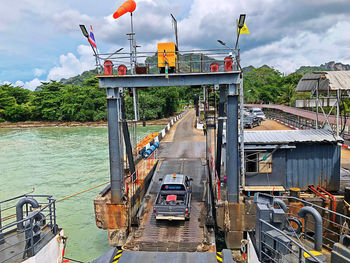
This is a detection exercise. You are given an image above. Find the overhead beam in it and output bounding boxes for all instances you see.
[98,72,240,88]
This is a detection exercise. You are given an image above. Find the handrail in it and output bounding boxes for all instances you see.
[0,196,57,263]
[258,219,323,263]
[316,185,337,224]
[278,195,350,221]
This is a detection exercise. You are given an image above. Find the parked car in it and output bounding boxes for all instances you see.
[153,174,192,221]
[250,108,266,120]
[244,115,260,128]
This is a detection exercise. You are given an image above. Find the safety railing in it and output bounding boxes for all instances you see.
[266,111,316,130]
[279,196,350,251]
[258,219,324,263]
[0,194,57,263]
[96,48,236,75]
[255,194,350,262]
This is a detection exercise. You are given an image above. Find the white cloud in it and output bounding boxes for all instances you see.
[23,79,43,91]
[3,0,350,86]
[47,45,95,81]
[2,79,43,91]
[14,80,24,87]
[242,20,350,73]
[4,45,95,91]
[34,68,45,77]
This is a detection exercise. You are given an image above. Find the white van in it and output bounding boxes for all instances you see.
[251,108,266,120]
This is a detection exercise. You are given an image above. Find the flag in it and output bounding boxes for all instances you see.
[88,25,97,48]
[237,20,250,34]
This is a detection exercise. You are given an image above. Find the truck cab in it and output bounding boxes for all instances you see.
[153,174,192,221]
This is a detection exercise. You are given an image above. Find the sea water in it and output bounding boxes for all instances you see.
[0,125,163,261]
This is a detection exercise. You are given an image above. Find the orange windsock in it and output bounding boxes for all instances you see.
[113,0,136,19]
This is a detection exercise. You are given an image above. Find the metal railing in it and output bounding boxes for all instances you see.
[259,219,323,263]
[96,48,234,74]
[0,194,57,263]
[266,111,316,130]
[256,195,350,262]
[280,196,350,249]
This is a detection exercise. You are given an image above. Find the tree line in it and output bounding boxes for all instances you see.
[0,77,199,122]
[0,67,304,123]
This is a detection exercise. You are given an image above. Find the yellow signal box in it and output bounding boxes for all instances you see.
[157,43,177,68]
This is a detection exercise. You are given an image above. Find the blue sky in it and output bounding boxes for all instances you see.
[1,0,350,90]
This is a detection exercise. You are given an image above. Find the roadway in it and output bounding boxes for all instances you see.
[123,110,216,254]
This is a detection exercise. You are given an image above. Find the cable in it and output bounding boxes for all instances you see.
[56,181,109,203]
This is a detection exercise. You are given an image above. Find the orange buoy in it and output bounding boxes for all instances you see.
[113,0,136,19]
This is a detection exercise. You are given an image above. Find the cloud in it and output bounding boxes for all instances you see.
[14,80,24,87]
[47,45,95,81]
[242,20,350,73]
[1,79,43,91]
[23,78,43,91]
[3,0,350,87]
[34,68,45,77]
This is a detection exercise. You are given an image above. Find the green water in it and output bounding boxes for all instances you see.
[0,125,163,261]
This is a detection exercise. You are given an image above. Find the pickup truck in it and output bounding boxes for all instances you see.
[153,174,192,221]
[244,115,261,128]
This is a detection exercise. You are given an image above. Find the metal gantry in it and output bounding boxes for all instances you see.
[99,71,241,204]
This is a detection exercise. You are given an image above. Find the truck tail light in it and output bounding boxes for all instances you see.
[185,208,189,214]
[153,209,156,214]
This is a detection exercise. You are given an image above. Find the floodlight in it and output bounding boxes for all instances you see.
[238,14,246,29]
[217,40,226,46]
[79,25,89,38]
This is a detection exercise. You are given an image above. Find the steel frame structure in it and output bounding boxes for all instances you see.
[98,71,241,204]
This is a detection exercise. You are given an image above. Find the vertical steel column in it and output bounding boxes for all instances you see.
[216,85,226,179]
[316,79,319,129]
[226,83,239,203]
[239,75,245,187]
[337,89,340,137]
[107,88,123,204]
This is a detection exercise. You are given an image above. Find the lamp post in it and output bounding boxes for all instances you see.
[79,24,100,73]
[235,14,246,71]
[217,14,247,189]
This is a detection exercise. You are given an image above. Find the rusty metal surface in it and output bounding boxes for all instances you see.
[125,200,213,252]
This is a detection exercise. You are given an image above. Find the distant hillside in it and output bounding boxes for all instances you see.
[60,59,349,86]
[295,61,350,74]
[60,53,255,84]
[60,69,98,85]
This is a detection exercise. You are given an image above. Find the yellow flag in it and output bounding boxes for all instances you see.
[237,20,250,34]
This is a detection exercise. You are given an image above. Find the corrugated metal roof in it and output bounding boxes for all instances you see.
[244,129,343,144]
[296,71,350,92]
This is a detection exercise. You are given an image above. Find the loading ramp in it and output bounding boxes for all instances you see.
[123,112,216,252]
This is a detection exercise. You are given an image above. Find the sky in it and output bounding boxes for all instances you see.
[1,0,350,90]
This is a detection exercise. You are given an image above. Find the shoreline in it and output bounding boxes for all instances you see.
[0,117,175,129]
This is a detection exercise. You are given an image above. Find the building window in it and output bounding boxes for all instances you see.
[258,152,272,173]
[246,152,258,173]
[245,151,272,173]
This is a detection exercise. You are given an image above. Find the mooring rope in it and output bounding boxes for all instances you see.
[56,181,109,203]
[1,181,110,223]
